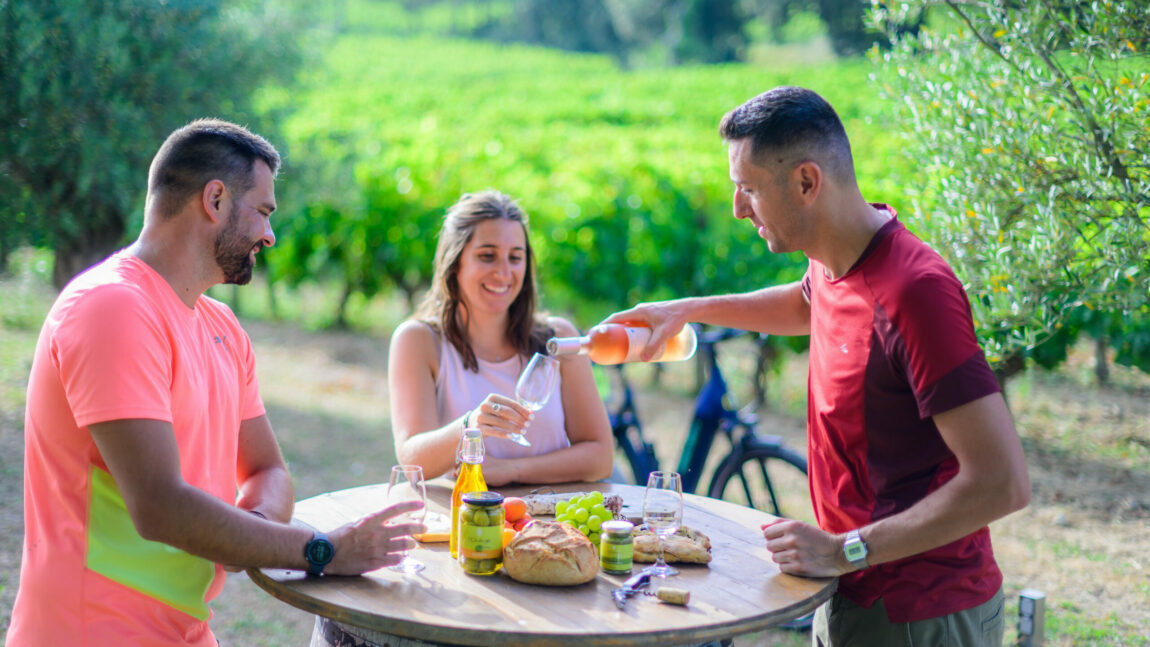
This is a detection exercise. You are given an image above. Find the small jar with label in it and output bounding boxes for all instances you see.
[459,491,505,575]
[599,519,634,575]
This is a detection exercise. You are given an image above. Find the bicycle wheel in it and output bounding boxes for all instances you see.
[707,442,815,526]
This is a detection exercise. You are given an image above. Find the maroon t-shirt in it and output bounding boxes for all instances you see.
[802,207,1002,623]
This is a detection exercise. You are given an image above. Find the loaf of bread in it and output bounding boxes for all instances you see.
[503,521,598,585]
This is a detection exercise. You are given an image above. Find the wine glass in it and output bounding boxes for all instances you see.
[510,352,559,447]
[641,470,683,578]
[386,465,427,573]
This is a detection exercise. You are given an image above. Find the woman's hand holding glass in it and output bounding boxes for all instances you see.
[386,465,427,574]
[470,394,533,447]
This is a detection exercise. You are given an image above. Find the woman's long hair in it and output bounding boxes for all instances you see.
[414,190,552,371]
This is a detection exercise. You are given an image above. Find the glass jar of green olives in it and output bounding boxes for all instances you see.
[459,491,505,575]
[599,520,634,575]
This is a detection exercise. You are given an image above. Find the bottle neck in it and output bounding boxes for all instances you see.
[461,428,484,462]
[546,335,590,356]
[461,443,484,462]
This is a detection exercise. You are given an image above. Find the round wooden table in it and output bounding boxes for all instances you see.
[248,479,836,647]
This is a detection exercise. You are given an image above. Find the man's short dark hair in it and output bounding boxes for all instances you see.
[147,118,281,216]
[719,86,854,181]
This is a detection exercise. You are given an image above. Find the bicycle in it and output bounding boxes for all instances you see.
[604,325,812,525]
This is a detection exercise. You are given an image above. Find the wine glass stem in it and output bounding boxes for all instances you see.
[658,538,666,568]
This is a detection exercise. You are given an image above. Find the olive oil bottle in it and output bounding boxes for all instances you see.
[450,427,487,559]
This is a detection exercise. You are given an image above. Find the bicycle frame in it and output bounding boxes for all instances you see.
[606,364,659,485]
[607,326,751,494]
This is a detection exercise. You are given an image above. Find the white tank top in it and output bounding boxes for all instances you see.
[435,332,569,459]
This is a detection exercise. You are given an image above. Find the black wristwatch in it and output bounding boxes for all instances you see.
[304,531,334,576]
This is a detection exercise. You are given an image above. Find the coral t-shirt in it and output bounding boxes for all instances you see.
[803,209,1003,623]
[9,251,265,646]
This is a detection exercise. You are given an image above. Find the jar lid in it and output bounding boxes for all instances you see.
[462,491,504,506]
[601,520,634,534]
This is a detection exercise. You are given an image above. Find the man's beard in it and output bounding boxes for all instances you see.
[214,209,259,285]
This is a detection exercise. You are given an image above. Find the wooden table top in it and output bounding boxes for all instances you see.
[249,479,836,647]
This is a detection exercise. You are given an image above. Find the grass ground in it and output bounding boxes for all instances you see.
[1,254,1147,645]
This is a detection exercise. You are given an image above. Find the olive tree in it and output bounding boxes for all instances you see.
[0,1,299,287]
[872,0,1149,379]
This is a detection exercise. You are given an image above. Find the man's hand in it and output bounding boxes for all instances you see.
[601,300,691,362]
[325,500,427,575]
[761,519,850,577]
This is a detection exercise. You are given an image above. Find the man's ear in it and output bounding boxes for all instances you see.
[201,179,228,223]
[793,161,822,205]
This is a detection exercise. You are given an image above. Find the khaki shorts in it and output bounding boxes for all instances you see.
[812,588,1005,647]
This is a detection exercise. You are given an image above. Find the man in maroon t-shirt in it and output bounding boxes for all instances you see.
[605,87,1030,646]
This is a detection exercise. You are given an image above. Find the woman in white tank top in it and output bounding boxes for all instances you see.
[387,191,614,486]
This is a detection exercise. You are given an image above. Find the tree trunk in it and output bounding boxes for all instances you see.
[753,337,777,410]
[267,276,280,320]
[333,281,353,329]
[993,352,1026,410]
[52,227,124,290]
[1094,336,1110,385]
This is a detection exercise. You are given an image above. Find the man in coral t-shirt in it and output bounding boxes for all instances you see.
[606,87,1030,646]
[9,119,425,646]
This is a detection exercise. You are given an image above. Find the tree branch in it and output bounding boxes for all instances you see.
[1032,0,1131,181]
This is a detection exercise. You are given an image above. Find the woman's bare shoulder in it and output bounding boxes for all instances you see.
[390,319,440,364]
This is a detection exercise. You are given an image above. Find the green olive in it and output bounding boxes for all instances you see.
[473,509,490,526]
[460,507,474,524]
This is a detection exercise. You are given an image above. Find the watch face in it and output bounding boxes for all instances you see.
[308,539,334,564]
[845,542,866,560]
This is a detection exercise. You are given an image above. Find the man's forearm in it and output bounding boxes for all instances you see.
[857,464,1027,568]
[857,395,1029,568]
[141,480,312,569]
[680,282,810,336]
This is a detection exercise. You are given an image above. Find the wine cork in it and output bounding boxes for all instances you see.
[655,586,690,606]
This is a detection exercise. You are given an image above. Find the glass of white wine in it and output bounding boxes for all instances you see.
[510,352,559,447]
[386,465,427,574]
[641,470,683,578]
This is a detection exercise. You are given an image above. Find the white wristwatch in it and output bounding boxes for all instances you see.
[843,529,869,570]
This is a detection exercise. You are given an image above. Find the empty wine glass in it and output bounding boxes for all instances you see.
[510,352,559,447]
[386,465,427,573]
[641,470,683,578]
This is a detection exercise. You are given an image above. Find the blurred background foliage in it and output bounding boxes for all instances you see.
[1,0,1147,382]
[0,0,302,288]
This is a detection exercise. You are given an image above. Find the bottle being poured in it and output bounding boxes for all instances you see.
[546,323,697,365]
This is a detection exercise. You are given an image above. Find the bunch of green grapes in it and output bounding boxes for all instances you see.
[554,491,611,548]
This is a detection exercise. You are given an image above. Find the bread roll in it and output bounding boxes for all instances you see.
[633,526,712,564]
[503,521,598,585]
